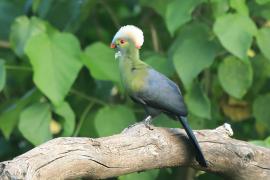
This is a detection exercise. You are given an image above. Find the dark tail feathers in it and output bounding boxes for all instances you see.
[178,116,207,167]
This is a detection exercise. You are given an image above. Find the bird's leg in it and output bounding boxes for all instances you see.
[143,115,153,130]
[124,116,153,131]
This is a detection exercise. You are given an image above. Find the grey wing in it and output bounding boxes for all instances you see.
[135,68,187,116]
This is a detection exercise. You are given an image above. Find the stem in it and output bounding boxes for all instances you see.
[69,89,107,106]
[5,65,33,71]
[202,69,211,96]
[150,24,160,52]
[99,0,120,28]
[73,102,95,136]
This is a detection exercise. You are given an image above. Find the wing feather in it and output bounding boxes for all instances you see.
[134,68,187,116]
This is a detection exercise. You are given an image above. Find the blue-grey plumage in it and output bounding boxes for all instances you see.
[133,68,187,117]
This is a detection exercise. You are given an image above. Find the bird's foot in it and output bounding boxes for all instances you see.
[123,116,153,132]
[143,115,153,130]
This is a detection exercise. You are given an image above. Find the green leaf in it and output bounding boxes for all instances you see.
[0,0,23,39]
[250,138,270,148]
[25,32,83,105]
[256,27,270,61]
[153,114,179,128]
[214,13,257,61]
[251,55,270,94]
[253,93,270,129]
[229,0,249,15]
[0,59,6,91]
[53,102,75,136]
[250,1,270,20]
[140,0,170,17]
[19,102,52,145]
[94,105,136,136]
[185,82,211,119]
[35,0,96,32]
[218,56,253,98]
[9,16,48,57]
[172,23,219,89]
[210,0,229,18]
[188,113,209,129]
[252,55,270,78]
[119,169,160,180]
[0,89,41,138]
[83,42,120,83]
[256,0,270,5]
[144,53,173,77]
[165,0,202,35]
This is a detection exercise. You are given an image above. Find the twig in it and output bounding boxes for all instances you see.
[5,65,33,71]
[99,0,120,29]
[69,88,107,106]
[150,24,160,52]
[73,102,95,136]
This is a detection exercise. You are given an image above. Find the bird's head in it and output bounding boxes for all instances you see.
[110,25,144,54]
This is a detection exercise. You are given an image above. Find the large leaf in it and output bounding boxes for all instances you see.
[165,0,202,35]
[0,59,6,91]
[9,16,47,57]
[210,0,229,18]
[250,1,270,19]
[185,82,211,119]
[53,101,75,136]
[19,102,52,145]
[94,105,136,136]
[25,32,83,105]
[229,0,249,15]
[140,0,170,17]
[253,94,270,129]
[0,0,23,40]
[218,56,253,98]
[0,89,41,138]
[172,23,219,89]
[256,0,270,5]
[250,136,270,148]
[144,53,173,77]
[83,42,120,83]
[214,13,257,61]
[256,27,270,61]
[35,0,95,32]
[251,55,270,94]
[153,114,179,128]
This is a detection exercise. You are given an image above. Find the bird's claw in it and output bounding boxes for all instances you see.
[143,115,153,130]
[124,116,153,131]
[144,122,153,130]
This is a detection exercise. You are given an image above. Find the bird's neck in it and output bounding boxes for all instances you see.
[118,47,147,91]
[120,47,140,61]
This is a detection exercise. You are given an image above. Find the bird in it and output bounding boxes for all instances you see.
[110,25,207,167]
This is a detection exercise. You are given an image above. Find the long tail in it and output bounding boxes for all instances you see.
[178,116,207,167]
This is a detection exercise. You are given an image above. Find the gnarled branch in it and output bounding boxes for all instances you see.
[0,123,269,180]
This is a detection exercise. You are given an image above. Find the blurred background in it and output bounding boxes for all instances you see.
[0,0,270,179]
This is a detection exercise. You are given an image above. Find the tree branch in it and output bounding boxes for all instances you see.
[0,123,269,180]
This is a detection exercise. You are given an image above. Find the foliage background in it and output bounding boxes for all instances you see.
[0,0,270,179]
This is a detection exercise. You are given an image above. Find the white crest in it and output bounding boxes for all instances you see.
[112,25,144,48]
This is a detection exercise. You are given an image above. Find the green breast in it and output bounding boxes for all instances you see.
[118,58,148,94]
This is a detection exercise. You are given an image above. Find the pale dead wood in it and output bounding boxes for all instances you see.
[0,123,269,180]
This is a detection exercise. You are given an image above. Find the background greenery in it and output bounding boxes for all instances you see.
[0,0,270,179]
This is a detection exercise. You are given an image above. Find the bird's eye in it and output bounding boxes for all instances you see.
[120,39,125,44]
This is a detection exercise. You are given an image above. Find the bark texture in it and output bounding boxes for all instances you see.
[0,123,269,180]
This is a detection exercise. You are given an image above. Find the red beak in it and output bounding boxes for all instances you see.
[110,43,116,48]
